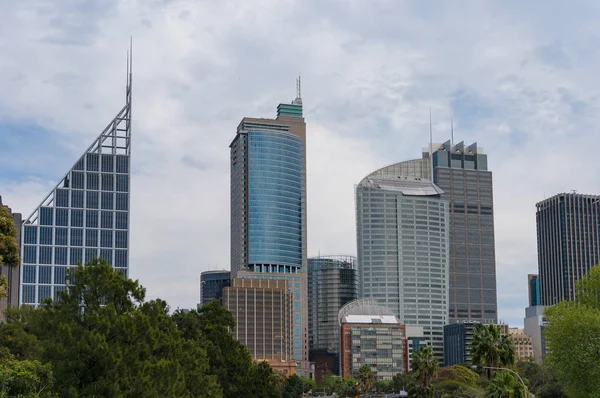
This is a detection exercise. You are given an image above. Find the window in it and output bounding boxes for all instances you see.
[22,285,35,304]
[72,171,85,189]
[55,189,69,207]
[38,286,51,303]
[23,246,37,264]
[40,207,53,226]
[100,230,113,248]
[87,173,99,190]
[101,192,114,210]
[22,266,36,283]
[115,212,127,230]
[70,229,83,246]
[71,210,84,227]
[70,248,82,265]
[101,155,114,172]
[54,267,67,285]
[86,210,98,228]
[86,229,98,247]
[85,248,97,263]
[102,174,114,191]
[56,209,69,226]
[86,153,99,171]
[116,175,128,192]
[39,266,52,284]
[40,227,53,245]
[115,231,128,248]
[100,249,113,264]
[24,226,37,244]
[116,155,128,173]
[116,193,128,210]
[86,191,99,209]
[114,250,127,267]
[55,247,68,265]
[39,247,52,264]
[71,190,84,208]
[101,211,113,228]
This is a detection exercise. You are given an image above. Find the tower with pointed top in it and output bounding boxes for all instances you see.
[19,57,132,306]
[229,81,309,375]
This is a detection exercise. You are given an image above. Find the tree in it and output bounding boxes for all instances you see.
[282,374,316,398]
[317,375,357,397]
[435,365,483,397]
[356,365,375,394]
[486,370,524,398]
[412,346,439,397]
[544,265,600,397]
[471,324,515,378]
[0,205,19,299]
[515,360,566,398]
[0,353,57,397]
[391,373,418,396]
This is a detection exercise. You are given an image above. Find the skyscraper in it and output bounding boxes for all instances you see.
[19,58,132,306]
[308,255,358,379]
[536,192,600,305]
[229,81,309,374]
[0,197,22,321]
[356,174,449,358]
[369,141,498,324]
[528,274,540,307]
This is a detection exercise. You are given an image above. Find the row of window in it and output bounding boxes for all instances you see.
[23,247,127,267]
[73,153,129,174]
[23,229,127,255]
[55,187,128,210]
[25,215,127,244]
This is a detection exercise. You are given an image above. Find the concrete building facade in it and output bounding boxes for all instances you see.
[524,305,548,364]
[339,299,407,380]
[308,255,358,379]
[222,277,295,375]
[0,197,22,321]
[229,84,309,374]
[536,193,600,305]
[356,172,449,359]
[507,327,534,361]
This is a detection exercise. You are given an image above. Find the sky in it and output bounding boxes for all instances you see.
[2,0,600,327]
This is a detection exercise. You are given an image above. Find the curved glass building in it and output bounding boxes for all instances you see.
[230,88,309,375]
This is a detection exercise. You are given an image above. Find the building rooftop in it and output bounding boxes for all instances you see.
[343,314,399,324]
[358,175,444,196]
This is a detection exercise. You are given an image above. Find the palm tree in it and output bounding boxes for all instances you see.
[471,324,515,378]
[412,346,439,398]
[487,370,525,398]
[356,365,376,394]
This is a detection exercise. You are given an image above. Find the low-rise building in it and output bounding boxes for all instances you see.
[507,328,534,361]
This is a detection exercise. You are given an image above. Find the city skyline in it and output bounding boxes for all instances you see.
[4,1,600,327]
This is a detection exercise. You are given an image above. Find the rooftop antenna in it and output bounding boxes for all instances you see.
[429,109,434,180]
[297,75,301,99]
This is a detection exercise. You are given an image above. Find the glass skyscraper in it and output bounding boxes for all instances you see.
[356,173,450,359]
[19,67,132,306]
[230,83,309,375]
[536,193,600,305]
[200,270,230,305]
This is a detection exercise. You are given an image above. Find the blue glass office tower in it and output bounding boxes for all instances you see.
[19,60,132,306]
[230,81,308,375]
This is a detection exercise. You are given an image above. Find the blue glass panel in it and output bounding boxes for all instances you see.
[71,191,84,208]
[115,231,127,249]
[71,210,84,227]
[86,210,98,228]
[86,153,99,171]
[55,228,68,246]
[101,192,114,210]
[99,249,113,264]
[23,246,37,264]
[87,173,99,190]
[56,209,69,226]
[70,248,82,265]
[101,211,113,228]
[85,229,98,247]
[115,212,127,230]
[22,285,35,304]
[22,266,36,283]
[72,171,85,189]
[101,155,114,172]
[39,247,52,264]
[39,227,53,245]
[115,250,128,267]
[100,230,113,248]
[40,208,53,226]
[54,267,67,284]
[86,191,99,209]
[115,193,128,211]
[116,175,128,192]
[38,286,51,303]
[70,229,83,246]
[55,189,69,207]
[116,155,129,173]
[24,226,37,244]
[38,266,52,284]
[101,174,114,191]
[55,247,68,265]
[85,248,97,263]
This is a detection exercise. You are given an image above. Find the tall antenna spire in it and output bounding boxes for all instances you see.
[429,109,434,180]
[296,75,301,99]
[451,118,454,149]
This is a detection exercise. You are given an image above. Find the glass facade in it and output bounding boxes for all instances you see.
[20,92,131,306]
[356,175,450,360]
[200,270,231,305]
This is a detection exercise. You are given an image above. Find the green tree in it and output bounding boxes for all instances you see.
[515,360,566,398]
[356,365,375,394]
[435,365,483,398]
[0,205,19,299]
[375,379,393,393]
[0,353,57,397]
[391,372,418,396]
[544,265,600,397]
[486,370,524,398]
[471,324,515,378]
[412,346,439,398]
[282,374,316,398]
[317,375,357,397]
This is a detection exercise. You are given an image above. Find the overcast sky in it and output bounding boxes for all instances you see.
[2,0,599,327]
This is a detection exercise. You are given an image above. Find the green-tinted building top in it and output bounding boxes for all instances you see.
[277,103,303,118]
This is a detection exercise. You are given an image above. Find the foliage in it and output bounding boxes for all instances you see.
[435,365,483,398]
[356,365,375,394]
[282,374,316,398]
[515,360,566,398]
[471,324,515,378]
[317,375,357,397]
[245,361,283,398]
[0,204,19,299]
[412,346,439,398]
[0,353,57,398]
[486,370,524,398]
[545,265,600,397]
[391,372,419,396]
[0,306,40,359]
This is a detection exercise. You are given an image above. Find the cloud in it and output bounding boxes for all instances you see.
[2,0,600,326]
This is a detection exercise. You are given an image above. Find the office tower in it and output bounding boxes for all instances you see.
[222,277,295,375]
[507,328,534,361]
[528,274,540,307]
[308,255,358,379]
[0,197,22,321]
[200,270,230,305]
[19,60,132,306]
[524,305,548,364]
[356,173,449,359]
[339,299,407,380]
[536,193,600,305]
[229,81,309,374]
[369,141,498,324]
[443,321,479,366]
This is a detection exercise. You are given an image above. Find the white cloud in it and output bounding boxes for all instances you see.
[2,0,600,325]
